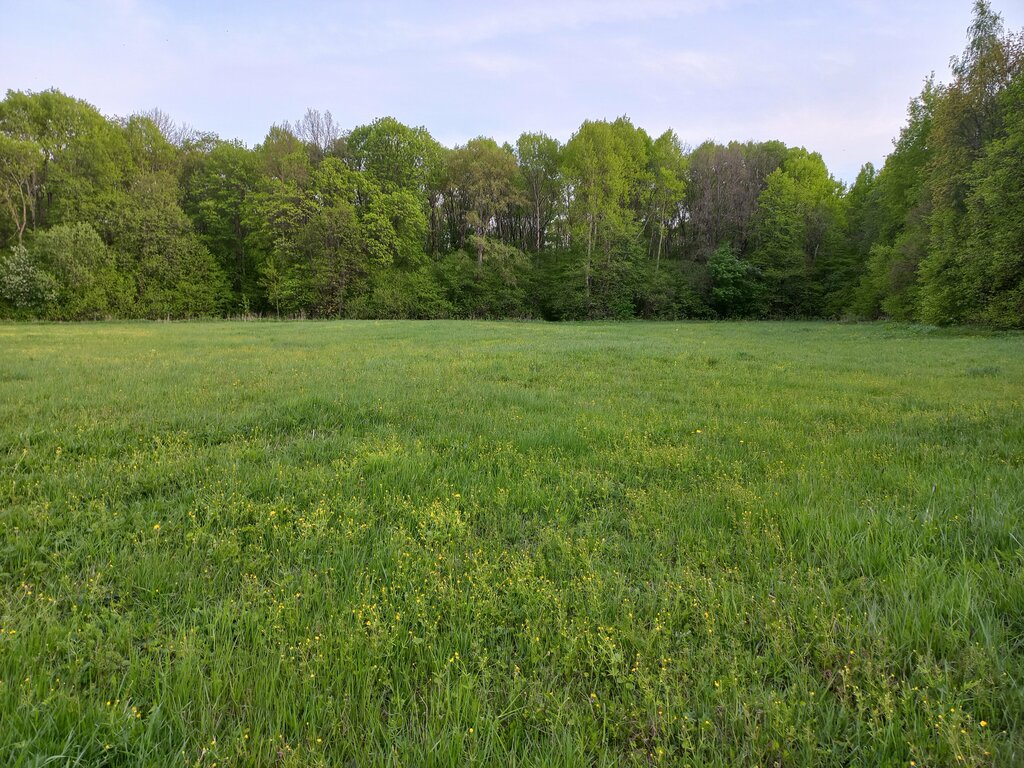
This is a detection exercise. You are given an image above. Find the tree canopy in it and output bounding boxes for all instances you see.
[2,2,1021,326]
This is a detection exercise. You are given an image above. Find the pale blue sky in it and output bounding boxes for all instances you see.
[3,0,1021,181]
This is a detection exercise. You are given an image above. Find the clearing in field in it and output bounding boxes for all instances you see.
[1,321,1022,766]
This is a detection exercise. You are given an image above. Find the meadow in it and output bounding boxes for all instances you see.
[1,320,1022,767]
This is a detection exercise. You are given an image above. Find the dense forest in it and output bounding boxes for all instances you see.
[1,2,1021,326]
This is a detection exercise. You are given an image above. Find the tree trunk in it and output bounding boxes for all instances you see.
[655,225,664,272]
[535,200,541,251]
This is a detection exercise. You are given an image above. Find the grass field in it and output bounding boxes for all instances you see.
[1,321,1022,767]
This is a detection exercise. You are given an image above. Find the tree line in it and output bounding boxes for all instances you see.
[1,1,1021,326]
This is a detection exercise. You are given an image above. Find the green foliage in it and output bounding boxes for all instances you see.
[752,169,809,314]
[961,71,1024,327]
[633,261,707,320]
[182,139,264,308]
[707,243,762,317]
[918,8,1024,326]
[122,114,179,175]
[560,118,655,317]
[562,119,651,262]
[850,242,921,321]
[28,222,131,319]
[346,265,452,318]
[686,140,787,259]
[0,89,131,230]
[446,138,522,259]
[363,188,429,269]
[0,133,43,244]
[346,116,442,196]
[646,130,687,267]
[436,239,535,318]
[514,132,562,251]
[0,243,56,316]
[258,125,311,186]
[112,172,230,317]
[860,2,1023,327]
[2,3,1023,329]
[751,149,849,317]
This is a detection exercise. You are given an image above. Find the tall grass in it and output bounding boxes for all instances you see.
[1,321,1022,766]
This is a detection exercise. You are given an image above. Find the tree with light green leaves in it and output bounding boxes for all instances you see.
[446,138,522,265]
[514,132,562,252]
[0,89,131,232]
[646,130,687,270]
[562,118,651,313]
[0,134,42,245]
[28,222,131,319]
[181,139,264,310]
[918,0,1023,325]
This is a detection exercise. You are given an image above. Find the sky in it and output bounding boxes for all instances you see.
[3,0,1022,182]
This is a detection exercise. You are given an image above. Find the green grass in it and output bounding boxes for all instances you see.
[1,320,1022,767]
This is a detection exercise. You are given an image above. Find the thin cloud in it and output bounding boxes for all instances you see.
[3,0,1021,181]
[381,0,734,48]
